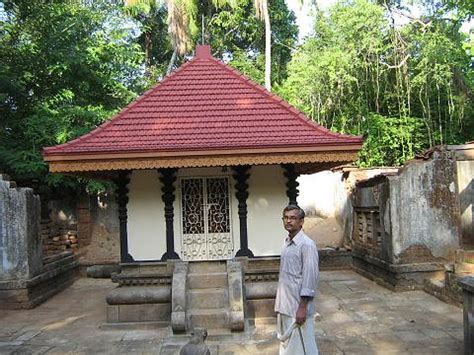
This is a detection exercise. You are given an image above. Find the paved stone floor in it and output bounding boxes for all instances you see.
[0,270,463,354]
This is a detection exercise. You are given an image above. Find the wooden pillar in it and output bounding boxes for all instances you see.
[282,164,299,205]
[233,165,254,257]
[116,170,134,263]
[159,168,180,260]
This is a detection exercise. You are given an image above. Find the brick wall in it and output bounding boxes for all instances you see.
[41,219,79,257]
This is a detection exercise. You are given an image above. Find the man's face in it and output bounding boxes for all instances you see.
[282,209,304,235]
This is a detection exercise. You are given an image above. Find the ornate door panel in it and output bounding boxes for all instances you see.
[180,177,233,261]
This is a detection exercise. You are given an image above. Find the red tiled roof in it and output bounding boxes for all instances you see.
[43,45,362,157]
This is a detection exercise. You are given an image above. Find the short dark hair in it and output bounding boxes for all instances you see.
[282,204,305,219]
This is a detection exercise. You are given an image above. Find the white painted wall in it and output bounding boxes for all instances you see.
[127,170,166,260]
[247,165,288,256]
[127,165,288,260]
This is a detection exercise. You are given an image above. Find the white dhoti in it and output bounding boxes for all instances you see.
[277,313,319,355]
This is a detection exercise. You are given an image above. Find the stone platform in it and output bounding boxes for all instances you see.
[0,252,78,309]
[0,270,463,354]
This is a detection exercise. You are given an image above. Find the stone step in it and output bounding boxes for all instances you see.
[187,288,228,309]
[187,308,229,330]
[188,261,226,274]
[187,272,228,289]
[428,278,445,289]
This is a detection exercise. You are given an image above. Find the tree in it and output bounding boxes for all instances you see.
[0,0,145,188]
[278,0,473,166]
[253,0,271,90]
[125,0,297,85]
[124,1,174,77]
[125,0,236,75]
[206,0,297,85]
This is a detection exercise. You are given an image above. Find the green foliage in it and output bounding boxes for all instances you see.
[278,0,473,166]
[0,0,146,187]
[165,0,298,84]
[359,114,428,166]
[124,1,174,78]
[125,0,297,84]
[226,48,265,85]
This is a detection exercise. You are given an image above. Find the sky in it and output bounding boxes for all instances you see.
[285,0,473,42]
[285,0,319,41]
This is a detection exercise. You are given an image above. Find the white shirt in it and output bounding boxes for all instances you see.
[274,230,320,318]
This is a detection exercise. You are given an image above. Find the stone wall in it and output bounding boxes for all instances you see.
[449,143,474,247]
[297,168,398,249]
[80,193,120,265]
[0,174,42,280]
[46,193,120,266]
[351,148,460,290]
[0,174,78,309]
[41,219,79,256]
[389,150,460,261]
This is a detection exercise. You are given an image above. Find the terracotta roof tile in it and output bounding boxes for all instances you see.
[43,45,362,157]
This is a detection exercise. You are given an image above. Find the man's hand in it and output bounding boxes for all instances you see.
[295,302,307,325]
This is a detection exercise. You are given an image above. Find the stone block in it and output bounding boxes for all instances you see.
[187,309,229,330]
[107,305,120,323]
[171,261,188,333]
[319,248,353,270]
[187,272,227,289]
[245,282,277,300]
[246,299,276,319]
[0,259,77,309]
[188,261,226,273]
[455,262,474,274]
[86,264,121,278]
[187,289,227,309]
[116,303,171,322]
[106,285,171,305]
[352,253,444,291]
[227,260,244,331]
[138,263,169,275]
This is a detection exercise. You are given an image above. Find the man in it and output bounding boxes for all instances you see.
[275,205,319,355]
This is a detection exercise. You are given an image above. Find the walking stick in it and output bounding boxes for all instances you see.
[297,326,307,355]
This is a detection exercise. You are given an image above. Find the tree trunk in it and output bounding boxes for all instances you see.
[144,30,152,78]
[166,49,177,75]
[263,0,271,91]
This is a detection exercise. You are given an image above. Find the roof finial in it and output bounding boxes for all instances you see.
[196,45,212,59]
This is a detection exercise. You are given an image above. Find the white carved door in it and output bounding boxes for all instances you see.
[180,177,233,261]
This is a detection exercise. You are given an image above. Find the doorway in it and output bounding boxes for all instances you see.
[179,177,234,260]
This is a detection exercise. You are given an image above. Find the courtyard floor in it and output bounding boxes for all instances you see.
[0,270,464,354]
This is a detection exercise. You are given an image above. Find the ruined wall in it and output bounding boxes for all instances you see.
[47,193,120,265]
[353,150,461,265]
[298,168,397,248]
[457,160,474,246]
[389,150,460,261]
[0,174,42,280]
[42,198,79,256]
[74,194,120,265]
